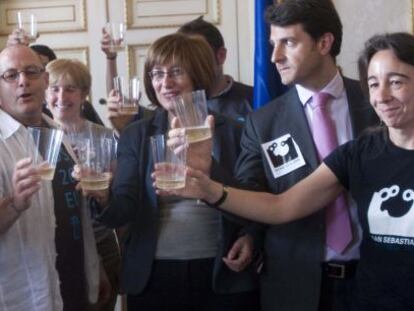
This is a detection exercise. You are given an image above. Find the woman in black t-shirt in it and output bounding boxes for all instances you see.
[161,32,414,310]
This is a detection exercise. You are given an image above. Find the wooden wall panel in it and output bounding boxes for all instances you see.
[0,0,86,35]
[54,47,89,66]
[0,0,251,127]
[126,0,220,28]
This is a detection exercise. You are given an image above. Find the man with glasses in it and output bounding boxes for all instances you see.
[0,44,98,311]
[7,31,105,126]
[0,45,63,311]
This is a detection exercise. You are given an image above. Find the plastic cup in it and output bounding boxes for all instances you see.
[105,22,126,53]
[75,132,116,191]
[173,89,211,143]
[27,127,64,181]
[17,12,38,43]
[151,134,187,190]
[113,76,140,115]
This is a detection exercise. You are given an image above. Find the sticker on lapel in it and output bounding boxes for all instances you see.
[261,134,306,179]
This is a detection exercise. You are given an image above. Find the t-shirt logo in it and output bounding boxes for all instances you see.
[368,185,414,240]
[261,134,306,179]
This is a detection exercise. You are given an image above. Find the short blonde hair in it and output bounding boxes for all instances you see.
[144,33,216,107]
[46,59,91,93]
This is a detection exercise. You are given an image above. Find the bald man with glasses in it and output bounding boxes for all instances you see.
[0,45,100,311]
[0,45,64,311]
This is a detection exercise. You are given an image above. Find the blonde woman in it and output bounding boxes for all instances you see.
[46,59,120,311]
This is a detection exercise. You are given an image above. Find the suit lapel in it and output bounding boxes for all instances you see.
[283,89,320,169]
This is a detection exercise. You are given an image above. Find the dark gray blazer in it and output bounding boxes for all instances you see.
[100,108,258,295]
[235,77,379,311]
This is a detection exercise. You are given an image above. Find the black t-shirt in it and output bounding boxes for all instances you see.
[53,144,87,310]
[325,131,414,310]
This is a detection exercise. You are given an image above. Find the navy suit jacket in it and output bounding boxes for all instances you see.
[100,108,258,295]
[235,77,379,311]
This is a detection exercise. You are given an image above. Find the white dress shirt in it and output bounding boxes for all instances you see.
[0,110,63,311]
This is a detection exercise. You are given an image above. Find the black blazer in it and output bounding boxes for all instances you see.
[235,77,379,311]
[100,108,258,295]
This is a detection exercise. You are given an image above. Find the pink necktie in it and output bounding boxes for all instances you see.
[311,92,352,254]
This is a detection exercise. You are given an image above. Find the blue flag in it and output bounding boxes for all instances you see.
[253,0,288,110]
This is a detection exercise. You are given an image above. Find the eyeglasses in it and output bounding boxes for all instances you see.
[148,67,185,82]
[0,66,45,83]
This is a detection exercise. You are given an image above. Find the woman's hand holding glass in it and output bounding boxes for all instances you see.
[70,129,116,208]
[72,164,111,207]
[113,76,140,116]
[101,28,117,60]
[16,12,38,43]
[7,29,30,47]
[172,90,212,144]
[103,22,126,54]
[153,165,222,204]
[168,115,214,175]
[154,115,219,200]
[7,12,38,46]
[106,89,135,135]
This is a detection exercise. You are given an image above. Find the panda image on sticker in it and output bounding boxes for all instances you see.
[266,136,298,168]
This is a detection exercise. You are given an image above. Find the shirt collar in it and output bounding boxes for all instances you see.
[0,109,23,139]
[212,74,234,98]
[0,109,61,139]
[296,70,344,107]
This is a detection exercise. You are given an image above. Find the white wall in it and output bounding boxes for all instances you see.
[235,0,255,85]
[233,0,414,87]
[335,0,412,79]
